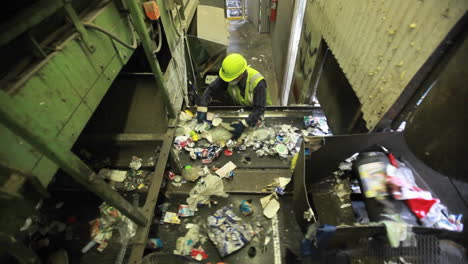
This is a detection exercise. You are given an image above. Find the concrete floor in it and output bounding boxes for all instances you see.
[228,20,280,105]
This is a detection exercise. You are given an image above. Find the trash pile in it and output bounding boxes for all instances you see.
[206,206,255,257]
[333,147,463,237]
[19,201,78,254]
[98,156,151,191]
[187,173,229,210]
[82,202,136,252]
[174,110,331,164]
[242,125,303,158]
[302,115,330,136]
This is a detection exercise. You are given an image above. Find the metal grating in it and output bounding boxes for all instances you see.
[351,235,441,264]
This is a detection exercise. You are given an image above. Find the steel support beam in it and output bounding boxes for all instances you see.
[125,0,176,118]
[280,0,307,106]
[0,92,148,226]
[128,130,174,263]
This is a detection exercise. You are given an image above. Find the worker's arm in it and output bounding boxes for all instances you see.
[245,79,267,127]
[197,77,228,122]
[230,80,267,140]
[199,77,228,107]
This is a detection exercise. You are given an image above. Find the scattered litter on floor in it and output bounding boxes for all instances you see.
[174,224,204,256]
[129,156,143,170]
[187,174,228,210]
[381,217,414,248]
[303,115,330,136]
[260,193,280,219]
[180,110,194,121]
[206,206,255,257]
[83,202,136,252]
[215,161,237,178]
[340,203,352,209]
[183,165,202,181]
[120,169,150,191]
[158,203,170,213]
[191,246,209,261]
[239,200,254,216]
[178,204,195,217]
[147,238,163,249]
[98,169,127,182]
[264,177,291,195]
[163,212,181,224]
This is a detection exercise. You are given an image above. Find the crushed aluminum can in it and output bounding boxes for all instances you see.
[224,149,233,156]
[201,159,213,164]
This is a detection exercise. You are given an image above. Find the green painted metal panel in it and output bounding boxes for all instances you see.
[31,102,93,186]
[84,55,125,111]
[12,58,82,138]
[0,2,135,187]
[0,125,42,171]
[52,41,100,98]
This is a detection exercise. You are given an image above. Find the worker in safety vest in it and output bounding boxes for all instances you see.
[196,53,272,140]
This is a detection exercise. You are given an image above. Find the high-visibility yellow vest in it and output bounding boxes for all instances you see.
[227,66,272,106]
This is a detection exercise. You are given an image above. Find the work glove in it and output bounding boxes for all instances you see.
[229,120,248,140]
[196,106,208,123]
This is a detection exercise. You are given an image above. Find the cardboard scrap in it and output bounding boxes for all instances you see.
[163,212,181,224]
[261,193,280,219]
[215,161,237,178]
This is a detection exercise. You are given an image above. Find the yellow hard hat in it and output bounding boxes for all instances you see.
[219,53,247,82]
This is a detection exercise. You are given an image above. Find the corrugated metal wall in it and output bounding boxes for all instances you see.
[300,0,467,129]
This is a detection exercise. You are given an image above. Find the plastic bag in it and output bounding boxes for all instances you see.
[186,174,228,210]
[174,224,202,256]
[202,127,232,143]
[117,215,137,244]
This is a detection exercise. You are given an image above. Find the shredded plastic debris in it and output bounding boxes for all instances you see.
[174,224,204,256]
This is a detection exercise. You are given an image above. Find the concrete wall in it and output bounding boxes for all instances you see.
[270,0,294,99]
